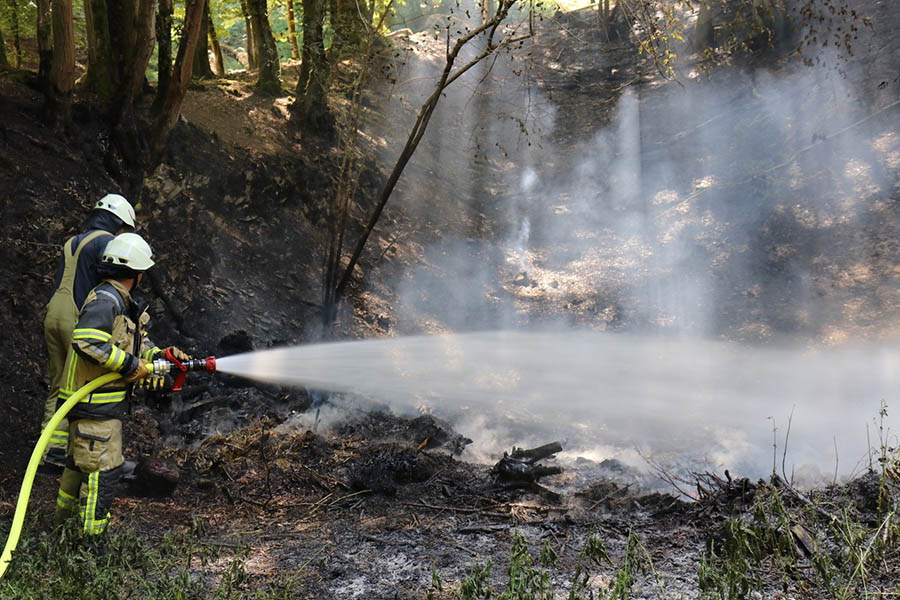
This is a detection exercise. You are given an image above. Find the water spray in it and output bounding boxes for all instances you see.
[0,354,216,581]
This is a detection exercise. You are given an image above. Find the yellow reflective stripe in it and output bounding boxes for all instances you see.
[61,389,126,404]
[88,391,127,404]
[142,346,162,360]
[113,347,127,370]
[87,516,108,535]
[56,489,78,510]
[83,471,101,535]
[65,355,78,393]
[102,347,120,369]
[72,328,112,342]
[85,513,109,535]
[57,491,78,512]
[102,346,127,371]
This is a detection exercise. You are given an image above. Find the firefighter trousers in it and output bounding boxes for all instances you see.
[55,419,124,535]
[42,298,79,457]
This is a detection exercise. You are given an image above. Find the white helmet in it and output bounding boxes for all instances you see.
[101,233,155,272]
[94,193,136,228]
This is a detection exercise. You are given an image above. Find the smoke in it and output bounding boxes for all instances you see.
[345,7,900,481]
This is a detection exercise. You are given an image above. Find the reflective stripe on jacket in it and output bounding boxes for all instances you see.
[61,279,160,421]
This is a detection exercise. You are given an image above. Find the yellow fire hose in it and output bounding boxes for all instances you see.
[0,371,124,581]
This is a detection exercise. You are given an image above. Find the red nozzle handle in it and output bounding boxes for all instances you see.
[162,351,216,391]
[165,348,189,392]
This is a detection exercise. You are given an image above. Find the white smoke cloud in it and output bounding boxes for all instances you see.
[326,9,900,482]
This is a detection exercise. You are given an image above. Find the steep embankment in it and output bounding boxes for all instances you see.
[0,75,378,483]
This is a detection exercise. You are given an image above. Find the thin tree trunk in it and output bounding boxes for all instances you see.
[193,0,214,78]
[37,0,52,88]
[600,0,611,40]
[326,0,521,319]
[240,0,257,70]
[151,0,206,164]
[10,0,22,68]
[207,4,225,75]
[0,27,8,70]
[286,0,299,59]
[246,0,280,94]
[49,0,76,122]
[83,0,117,97]
[153,0,173,113]
[695,0,714,50]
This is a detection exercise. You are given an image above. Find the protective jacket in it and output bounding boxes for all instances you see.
[60,279,161,422]
[56,278,159,537]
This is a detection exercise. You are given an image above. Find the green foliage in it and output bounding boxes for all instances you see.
[456,530,663,600]
[608,532,654,600]
[698,475,900,600]
[0,0,37,68]
[0,519,307,599]
[501,531,554,600]
[459,559,494,600]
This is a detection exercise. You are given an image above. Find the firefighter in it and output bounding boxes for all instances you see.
[54,232,190,539]
[41,194,137,469]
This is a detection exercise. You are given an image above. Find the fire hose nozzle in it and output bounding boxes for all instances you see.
[150,352,217,390]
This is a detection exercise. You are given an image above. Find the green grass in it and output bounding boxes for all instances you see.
[0,518,305,600]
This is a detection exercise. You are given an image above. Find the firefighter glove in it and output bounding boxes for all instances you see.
[123,358,151,383]
[139,374,165,391]
[167,347,192,361]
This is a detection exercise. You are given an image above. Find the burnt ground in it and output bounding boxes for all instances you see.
[2,1,900,597]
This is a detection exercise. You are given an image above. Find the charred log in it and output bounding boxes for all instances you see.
[125,456,180,498]
[492,442,563,499]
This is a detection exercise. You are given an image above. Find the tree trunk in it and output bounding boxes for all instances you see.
[207,4,225,76]
[119,0,156,107]
[110,0,156,178]
[108,0,137,86]
[330,0,367,58]
[286,0,299,60]
[37,0,52,88]
[246,0,280,94]
[83,0,117,97]
[151,0,206,164]
[695,0,714,50]
[240,0,257,70]
[193,0,214,78]
[10,0,22,68]
[49,0,76,122]
[292,0,330,131]
[152,0,173,113]
[0,26,7,70]
[598,0,611,40]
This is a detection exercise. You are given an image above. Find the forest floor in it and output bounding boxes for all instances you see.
[2,3,900,598]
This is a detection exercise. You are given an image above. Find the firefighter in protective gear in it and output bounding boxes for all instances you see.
[42,194,137,468]
[54,232,190,537]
